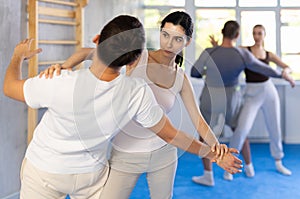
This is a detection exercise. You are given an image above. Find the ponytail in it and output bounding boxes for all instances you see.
[175,51,183,67]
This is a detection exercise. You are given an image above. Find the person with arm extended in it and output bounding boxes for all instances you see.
[41,11,241,199]
[3,15,242,198]
[224,24,293,180]
[190,20,294,186]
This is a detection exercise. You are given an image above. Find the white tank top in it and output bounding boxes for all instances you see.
[112,50,185,152]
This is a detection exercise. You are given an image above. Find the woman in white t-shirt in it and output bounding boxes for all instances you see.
[42,12,237,199]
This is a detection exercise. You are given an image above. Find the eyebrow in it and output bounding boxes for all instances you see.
[161,30,185,39]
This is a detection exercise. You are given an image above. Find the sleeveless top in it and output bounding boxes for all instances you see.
[244,46,269,83]
[112,50,185,152]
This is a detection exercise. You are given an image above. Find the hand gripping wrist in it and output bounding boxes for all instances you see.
[198,144,215,160]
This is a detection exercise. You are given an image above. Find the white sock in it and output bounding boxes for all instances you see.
[275,160,292,176]
[192,170,215,186]
[223,171,233,181]
[245,162,255,177]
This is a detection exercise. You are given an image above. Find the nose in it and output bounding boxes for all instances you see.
[166,38,173,48]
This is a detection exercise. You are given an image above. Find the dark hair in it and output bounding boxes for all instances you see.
[160,11,193,67]
[97,15,145,68]
[221,20,240,39]
[253,24,266,33]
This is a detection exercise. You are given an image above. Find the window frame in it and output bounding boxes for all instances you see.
[142,0,300,79]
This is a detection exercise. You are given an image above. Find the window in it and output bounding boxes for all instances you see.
[280,0,300,7]
[195,0,236,7]
[239,0,277,7]
[195,9,235,57]
[281,10,300,79]
[142,0,300,79]
[144,0,184,6]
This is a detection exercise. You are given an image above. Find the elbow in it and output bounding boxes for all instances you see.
[157,130,174,144]
[161,135,174,144]
[3,84,9,97]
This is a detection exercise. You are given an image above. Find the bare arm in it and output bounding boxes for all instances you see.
[180,74,219,147]
[268,52,290,69]
[3,39,42,101]
[41,48,141,77]
[148,115,242,174]
[62,48,95,69]
[39,48,95,78]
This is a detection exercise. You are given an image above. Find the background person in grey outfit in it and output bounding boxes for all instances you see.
[225,24,293,181]
[190,20,294,186]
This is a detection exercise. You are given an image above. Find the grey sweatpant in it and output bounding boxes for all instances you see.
[230,79,284,159]
[100,144,178,199]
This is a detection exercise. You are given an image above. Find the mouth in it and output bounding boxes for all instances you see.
[164,50,174,54]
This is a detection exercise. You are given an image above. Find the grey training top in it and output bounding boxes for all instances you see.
[191,46,282,87]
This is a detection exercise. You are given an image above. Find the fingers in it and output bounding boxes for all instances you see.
[39,71,44,78]
[25,48,42,60]
[229,147,239,154]
[226,167,242,174]
[219,144,228,158]
[212,143,229,161]
[222,161,243,174]
[39,64,63,79]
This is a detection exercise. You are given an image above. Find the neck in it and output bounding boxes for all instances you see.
[89,55,121,81]
[253,42,264,49]
[151,50,176,68]
[221,37,236,47]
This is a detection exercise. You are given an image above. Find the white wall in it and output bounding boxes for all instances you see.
[83,0,141,48]
[0,0,27,198]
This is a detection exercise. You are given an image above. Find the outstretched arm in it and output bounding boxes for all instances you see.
[3,39,42,101]
[180,74,229,157]
[268,52,290,70]
[180,74,219,146]
[149,115,242,174]
[244,50,295,87]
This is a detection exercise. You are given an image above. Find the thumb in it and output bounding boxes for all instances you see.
[229,148,239,154]
[25,48,42,60]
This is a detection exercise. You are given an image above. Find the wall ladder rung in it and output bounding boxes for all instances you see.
[38,19,78,26]
[39,40,79,45]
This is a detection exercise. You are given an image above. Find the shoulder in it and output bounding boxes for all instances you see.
[235,47,250,56]
[122,76,147,88]
[204,47,214,53]
[239,46,249,50]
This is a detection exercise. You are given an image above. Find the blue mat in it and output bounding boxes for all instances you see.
[66,143,299,199]
[130,143,300,199]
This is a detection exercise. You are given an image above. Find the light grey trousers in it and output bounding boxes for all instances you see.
[100,144,178,199]
[200,85,243,136]
[230,79,284,159]
[20,158,109,199]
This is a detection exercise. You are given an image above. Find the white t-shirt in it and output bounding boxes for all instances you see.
[23,69,163,174]
[112,50,185,152]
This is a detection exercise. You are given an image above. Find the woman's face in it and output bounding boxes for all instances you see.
[252,27,265,44]
[160,22,189,57]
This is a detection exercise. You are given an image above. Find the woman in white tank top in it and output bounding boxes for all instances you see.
[99,12,224,199]
[42,11,234,199]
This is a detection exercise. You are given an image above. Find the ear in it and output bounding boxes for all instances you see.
[92,34,100,44]
[235,32,240,39]
[185,39,191,47]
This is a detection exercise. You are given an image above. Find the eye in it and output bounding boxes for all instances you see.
[162,32,169,38]
[175,37,184,42]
